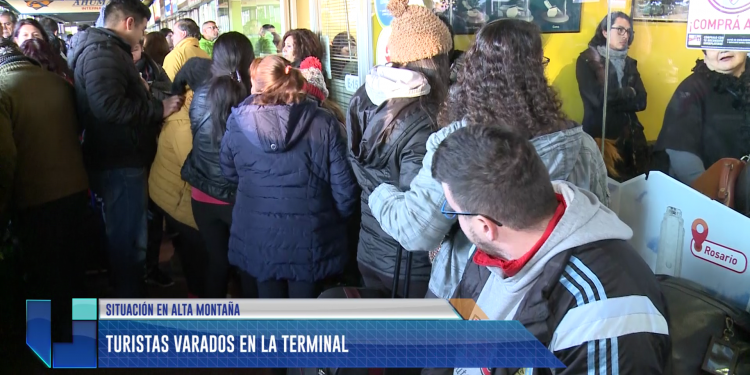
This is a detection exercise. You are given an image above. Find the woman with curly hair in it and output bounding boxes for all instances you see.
[280,28,324,69]
[366,18,609,299]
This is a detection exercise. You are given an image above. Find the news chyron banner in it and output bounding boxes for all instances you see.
[26,298,563,369]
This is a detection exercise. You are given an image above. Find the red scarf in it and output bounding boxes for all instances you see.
[473,194,566,277]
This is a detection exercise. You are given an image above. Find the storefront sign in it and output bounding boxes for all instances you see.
[374,0,392,27]
[151,3,162,22]
[687,0,750,50]
[165,0,173,16]
[7,0,104,14]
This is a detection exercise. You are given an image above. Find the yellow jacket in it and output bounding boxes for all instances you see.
[163,37,209,107]
[149,106,196,229]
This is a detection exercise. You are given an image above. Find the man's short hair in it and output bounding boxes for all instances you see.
[202,20,216,27]
[160,27,172,36]
[0,11,17,23]
[261,24,275,31]
[431,124,558,230]
[175,19,200,39]
[38,17,58,36]
[104,0,151,26]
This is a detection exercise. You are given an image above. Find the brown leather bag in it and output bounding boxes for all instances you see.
[691,158,747,208]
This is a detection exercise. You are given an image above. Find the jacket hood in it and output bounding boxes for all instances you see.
[69,28,129,72]
[531,123,587,183]
[231,97,323,153]
[365,65,431,106]
[496,181,632,294]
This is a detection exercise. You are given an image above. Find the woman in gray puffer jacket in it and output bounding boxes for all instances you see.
[367,19,610,300]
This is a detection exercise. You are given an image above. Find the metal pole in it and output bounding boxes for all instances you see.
[601,3,612,156]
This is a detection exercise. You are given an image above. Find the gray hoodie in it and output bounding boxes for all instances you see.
[368,119,610,298]
[475,181,631,321]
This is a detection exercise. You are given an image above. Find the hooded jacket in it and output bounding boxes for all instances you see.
[68,27,164,170]
[220,97,359,283]
[347,65,437,283]
[424,182,670,375]
[368,119,610,299]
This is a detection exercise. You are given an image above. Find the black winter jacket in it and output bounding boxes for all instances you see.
[576,46,647,141]
[69,28,164,170]
[181,86,237,202]
[347,84,435,284]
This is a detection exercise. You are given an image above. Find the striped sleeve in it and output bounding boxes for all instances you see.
[549,256,670,375]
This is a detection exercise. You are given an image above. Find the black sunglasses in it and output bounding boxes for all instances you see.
[441,200,503,227]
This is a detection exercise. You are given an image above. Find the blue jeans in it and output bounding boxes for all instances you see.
[90,168,148,297]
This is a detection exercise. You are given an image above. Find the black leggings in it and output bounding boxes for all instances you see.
[161,211,207,297]
[191,199,234,298]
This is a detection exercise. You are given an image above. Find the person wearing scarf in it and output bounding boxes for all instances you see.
[654,50,750,216]
[576,11,648,181]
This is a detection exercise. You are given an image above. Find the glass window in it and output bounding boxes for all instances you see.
[319,0,359,110]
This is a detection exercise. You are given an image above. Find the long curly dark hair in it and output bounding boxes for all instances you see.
[440,19,567,139]
[280,29,324,69]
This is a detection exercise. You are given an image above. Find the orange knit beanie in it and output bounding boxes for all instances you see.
[386,0,453,64]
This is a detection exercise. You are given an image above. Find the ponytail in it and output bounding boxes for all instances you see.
[208,74,248,142]
[250,55,307,106]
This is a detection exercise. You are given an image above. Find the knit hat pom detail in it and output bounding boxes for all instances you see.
[300,56,323,71]
[387,0,409,18]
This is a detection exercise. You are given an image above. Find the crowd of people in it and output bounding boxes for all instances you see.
[12,0,750,371]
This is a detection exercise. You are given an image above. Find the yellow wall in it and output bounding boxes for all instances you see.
[373,1,703,140]
[295,0,310,29]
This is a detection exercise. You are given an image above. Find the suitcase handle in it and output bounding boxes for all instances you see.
[390,247,413,298]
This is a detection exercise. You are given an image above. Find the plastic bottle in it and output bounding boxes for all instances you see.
[655,206,685,277]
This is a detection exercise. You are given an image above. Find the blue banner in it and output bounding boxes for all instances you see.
[98,320,563,368]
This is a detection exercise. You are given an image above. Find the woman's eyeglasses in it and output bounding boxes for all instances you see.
[611,26,631,37]
[440,200,503,227]
[543,56,551,66]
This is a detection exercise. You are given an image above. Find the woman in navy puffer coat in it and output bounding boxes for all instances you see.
[220,55,359,298]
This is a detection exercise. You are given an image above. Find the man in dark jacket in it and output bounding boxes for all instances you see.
[68,0,184,298]
[427,125,670,375]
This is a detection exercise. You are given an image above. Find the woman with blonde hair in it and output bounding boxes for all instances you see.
[220,55,358,299]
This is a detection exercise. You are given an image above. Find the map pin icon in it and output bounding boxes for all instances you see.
[691,219,709,251]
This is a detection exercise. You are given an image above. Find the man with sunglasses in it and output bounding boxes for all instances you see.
[425,125,670,375]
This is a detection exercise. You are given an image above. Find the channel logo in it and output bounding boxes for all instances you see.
[26,299,98,368]
[690,219,748,274]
